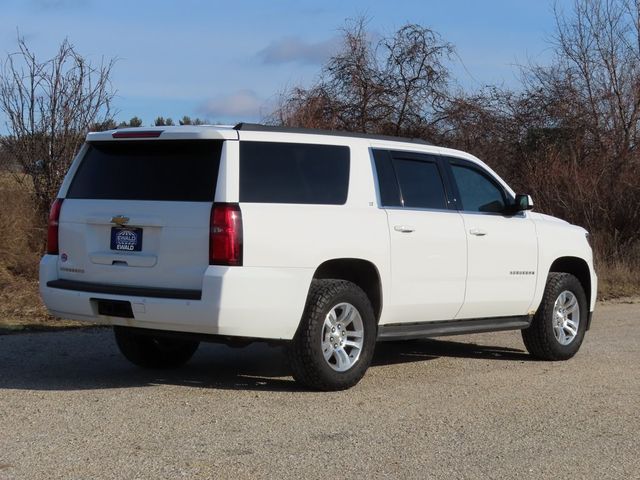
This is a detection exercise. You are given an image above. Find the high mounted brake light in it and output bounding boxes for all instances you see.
[209,203,243,266]
[47,198,64,255]
[112,131,163,139]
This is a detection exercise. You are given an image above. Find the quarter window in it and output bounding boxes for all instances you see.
[240,142,350,205]
[372,150,402,207]
[450,163,506,213]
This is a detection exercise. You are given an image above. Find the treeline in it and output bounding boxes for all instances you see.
[0,31,208,219]
[272,2,640,268]
[95,115,209,130]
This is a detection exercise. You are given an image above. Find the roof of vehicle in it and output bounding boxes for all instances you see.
[233,123,431,146]
[85,123,432,145]
[86,125,239,141]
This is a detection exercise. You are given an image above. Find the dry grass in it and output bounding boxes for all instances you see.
[0,172,41,276]
[0,172,637,330]
[596,259,640,300]
[0,173,82,330]
[593,236,640,300]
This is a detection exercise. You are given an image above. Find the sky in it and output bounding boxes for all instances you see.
[0,0,571,127]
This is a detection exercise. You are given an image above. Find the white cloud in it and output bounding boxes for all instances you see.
[257,36,339,65]
[198,90,266,120]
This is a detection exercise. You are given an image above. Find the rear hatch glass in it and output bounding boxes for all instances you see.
[67,140,221,201]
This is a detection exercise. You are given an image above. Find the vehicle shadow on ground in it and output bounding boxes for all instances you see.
[0,328,530,393]
[372,338,530,367]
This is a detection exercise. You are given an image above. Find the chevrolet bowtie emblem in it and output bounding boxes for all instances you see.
[111,215,130,225]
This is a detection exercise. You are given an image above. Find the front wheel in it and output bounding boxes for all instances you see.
[288,279,377,391]
[114,326,199,369]
[522,272,588,360]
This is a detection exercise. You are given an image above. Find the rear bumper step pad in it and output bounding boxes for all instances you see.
[46,279,201,300]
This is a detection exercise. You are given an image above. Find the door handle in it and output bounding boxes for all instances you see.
[469,228,488,236]
[394,225,415,233]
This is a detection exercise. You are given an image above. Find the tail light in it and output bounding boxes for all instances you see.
[209,203,243,266]
[47,198,64,255]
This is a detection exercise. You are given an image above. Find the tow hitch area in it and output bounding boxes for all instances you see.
[93,298,134,318]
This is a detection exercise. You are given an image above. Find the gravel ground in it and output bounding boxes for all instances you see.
[0,301,638,479]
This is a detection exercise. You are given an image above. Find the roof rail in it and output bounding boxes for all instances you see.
[233,122,431,145]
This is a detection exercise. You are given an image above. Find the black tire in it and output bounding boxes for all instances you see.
[288,279,377,391]
[114,326,199,369]
[522,272,588,360]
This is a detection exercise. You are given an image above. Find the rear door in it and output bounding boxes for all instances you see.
[374,149,467,323]
[57,140,223,290]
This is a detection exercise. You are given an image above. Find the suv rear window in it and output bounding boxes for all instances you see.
[240,141,350,205]
[373,149,448,210]
[393,158,447,210]
[66,140,222,201]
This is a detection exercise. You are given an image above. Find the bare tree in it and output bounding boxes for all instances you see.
[273,86,341,130]
[273,18,455,139]
[439,0,640,264]
[322,17,387,133]
[381,24,454,136]
[521,0,640,257]
[0,36,116,219]
[547,0,640,155]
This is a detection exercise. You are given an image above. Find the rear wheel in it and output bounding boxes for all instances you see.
[522,272,588,360]
[288,279,376,391]
[114,326,199,368]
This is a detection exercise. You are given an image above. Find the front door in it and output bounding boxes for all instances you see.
[445,157,538,319]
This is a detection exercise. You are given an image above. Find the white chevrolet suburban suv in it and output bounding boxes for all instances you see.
[40,123,597,390]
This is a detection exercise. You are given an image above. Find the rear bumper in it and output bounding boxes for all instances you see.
[46,279,201,300]
[39,255,313,340]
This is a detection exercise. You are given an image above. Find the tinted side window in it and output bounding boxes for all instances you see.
[372,149,402,207]
[393,158,447,209]
[67,140,222,201]
[450,163,506,213]
[240,142,350,205]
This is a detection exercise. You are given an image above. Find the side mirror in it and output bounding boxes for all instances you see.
[504,194,534,215]
[514,194,534,212]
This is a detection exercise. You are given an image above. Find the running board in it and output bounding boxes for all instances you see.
[377,315,532,341]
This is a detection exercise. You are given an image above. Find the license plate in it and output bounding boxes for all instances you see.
[110,227,143,252]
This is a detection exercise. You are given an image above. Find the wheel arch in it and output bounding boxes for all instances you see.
[548,256,592,307]
[312,258,383,322]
